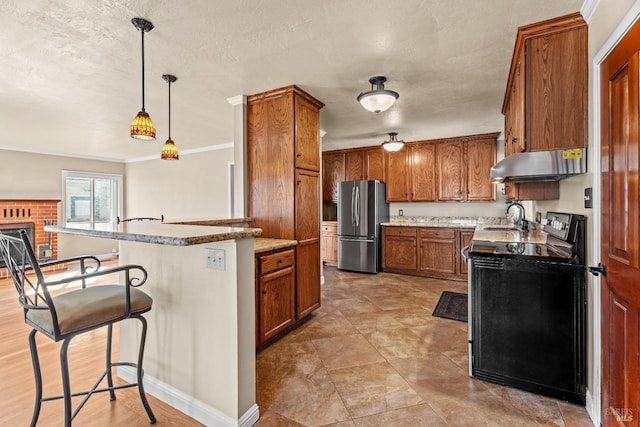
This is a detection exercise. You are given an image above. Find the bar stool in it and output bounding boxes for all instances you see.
[0,230,156,426]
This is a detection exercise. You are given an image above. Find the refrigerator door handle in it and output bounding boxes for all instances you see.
[340,238,375,243]
[351,185,356,227]
[354,185,360,227]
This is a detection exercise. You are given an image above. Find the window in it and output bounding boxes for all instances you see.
[62,171,123,231]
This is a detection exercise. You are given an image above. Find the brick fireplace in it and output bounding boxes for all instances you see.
[0,199,61,279]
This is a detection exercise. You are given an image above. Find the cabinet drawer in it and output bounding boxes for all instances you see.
[420,228,455,239]
[259,249,295,275]
[383,226,417,237]
[322,222,337,234]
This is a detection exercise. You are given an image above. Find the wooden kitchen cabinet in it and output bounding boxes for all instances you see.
[322,152,344,203]
[382,227,417,271]
[321,221,338,266]
[385,142,437,202]
[437,142,465,201]
[256,248,296,345]
[501,13,587,201]
[385,149,411,201]
[364,147,385,181]
[345,150,364,181]
[248,85,324,326]
[382,225,473,281]
[466,138,497,201]
[419,228,457,275]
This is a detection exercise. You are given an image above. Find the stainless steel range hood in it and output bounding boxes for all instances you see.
[490,148,587,183]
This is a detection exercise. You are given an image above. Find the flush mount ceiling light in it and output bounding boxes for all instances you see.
[357,76,399,113]
[161,74,179,160]
[382,132,405,152]
[130,18,156,140]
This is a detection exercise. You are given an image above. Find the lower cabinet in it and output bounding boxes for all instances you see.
[382,226,473,281]
[382,227,417,270]
[419,228,457,275]
[321,221,338,266]
[256,248,296,346]
[296,241,321,318]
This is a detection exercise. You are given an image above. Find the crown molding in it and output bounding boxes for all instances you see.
[0,145,124,163]
[125,143,234,163]
[226,95,246,106]
[581,0,600,23]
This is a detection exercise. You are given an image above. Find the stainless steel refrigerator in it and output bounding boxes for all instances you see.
[338,180,389,273]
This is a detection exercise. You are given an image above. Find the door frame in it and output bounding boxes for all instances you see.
[590,2,640,423]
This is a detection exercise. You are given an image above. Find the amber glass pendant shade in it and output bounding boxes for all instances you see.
[161,139,179,160]
[130,111,156,140]
[131,18,155,140]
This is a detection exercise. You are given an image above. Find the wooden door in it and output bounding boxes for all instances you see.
[600,21,640,427]
[294,95,321,171]
[381,227,417,271]
[410,143,436,201]
[466,139,496,201]
[385,150,410,201]
[418,228,456,274]
[322,152,344,203]
[259,266,295,343]
[437,141,465,201]
[345,150,364,181]
[364,147,385,182]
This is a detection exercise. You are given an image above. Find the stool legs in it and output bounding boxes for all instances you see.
[106,324,116,401]
[136,316,156,424]
[60,338,73,427]
[28,329,42,427]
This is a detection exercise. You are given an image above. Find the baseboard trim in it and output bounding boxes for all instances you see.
[118,366,259,427]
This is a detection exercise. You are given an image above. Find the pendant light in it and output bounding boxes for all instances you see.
[161,74,179,160]
[382,132,405,152]
[357,76,399,113]
[130,18,156,140]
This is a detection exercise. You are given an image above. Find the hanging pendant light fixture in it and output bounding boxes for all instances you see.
[161,74,179,160]
[130,18,156,140]
[357,76,399,113]
[382,132,405,152]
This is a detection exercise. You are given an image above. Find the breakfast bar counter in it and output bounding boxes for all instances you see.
[46,220,262,426]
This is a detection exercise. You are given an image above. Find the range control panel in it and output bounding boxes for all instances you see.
[540,212,573,241]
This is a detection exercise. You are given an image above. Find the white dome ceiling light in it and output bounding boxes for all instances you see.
[382,132,405,152]
[357,76,399,113]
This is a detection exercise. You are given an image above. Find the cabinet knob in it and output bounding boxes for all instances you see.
[277,259,283,263]
[262,290,267,294]
[511,138,518,144]
[296,153,302,158]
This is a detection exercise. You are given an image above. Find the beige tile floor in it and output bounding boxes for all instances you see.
[255,267,594,427]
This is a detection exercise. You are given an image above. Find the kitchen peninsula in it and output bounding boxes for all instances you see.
[45,220,263,427]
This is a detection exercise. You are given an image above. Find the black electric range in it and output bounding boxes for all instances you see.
[467,212,587,405]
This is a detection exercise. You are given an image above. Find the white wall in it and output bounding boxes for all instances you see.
[124,147,233,220]
[0,149,124,258]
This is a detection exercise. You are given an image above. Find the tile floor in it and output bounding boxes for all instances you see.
[255,267,594,427]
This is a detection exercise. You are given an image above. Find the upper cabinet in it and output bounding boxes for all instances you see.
[502,13,587,201]
[323,132,498,204]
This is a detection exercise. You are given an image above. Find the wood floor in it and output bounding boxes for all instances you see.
[0,260,202,426]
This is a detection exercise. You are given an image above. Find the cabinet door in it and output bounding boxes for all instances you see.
[437,142,465,201]
[505,181,560,201]
[459,230,474,275]
[364,147,385,182]
[296,241,321,318]
[466,139,496,201]
[259,266,296,343]
[294,95,321,171]
[385,150,410,201]
[345,150,364,181]
[247,95,295,239]
[418,228,456,274]
[410,143,436,201]
[322,152,345,203]
[382,227,417,271]
[512,49,526,153]
[525,28,587,151]
[296,169,320,241]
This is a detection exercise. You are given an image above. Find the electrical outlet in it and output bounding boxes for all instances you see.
[205,248,225,271]
[399,209,404,216]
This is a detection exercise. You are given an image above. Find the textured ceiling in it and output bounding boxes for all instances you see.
[0,0,584,161]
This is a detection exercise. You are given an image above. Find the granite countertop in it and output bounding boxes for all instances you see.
[381,216,509,228]
[45,222,262,246]
[254,238,298,254]
[168,217,251,227]
[472,228,548,244]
